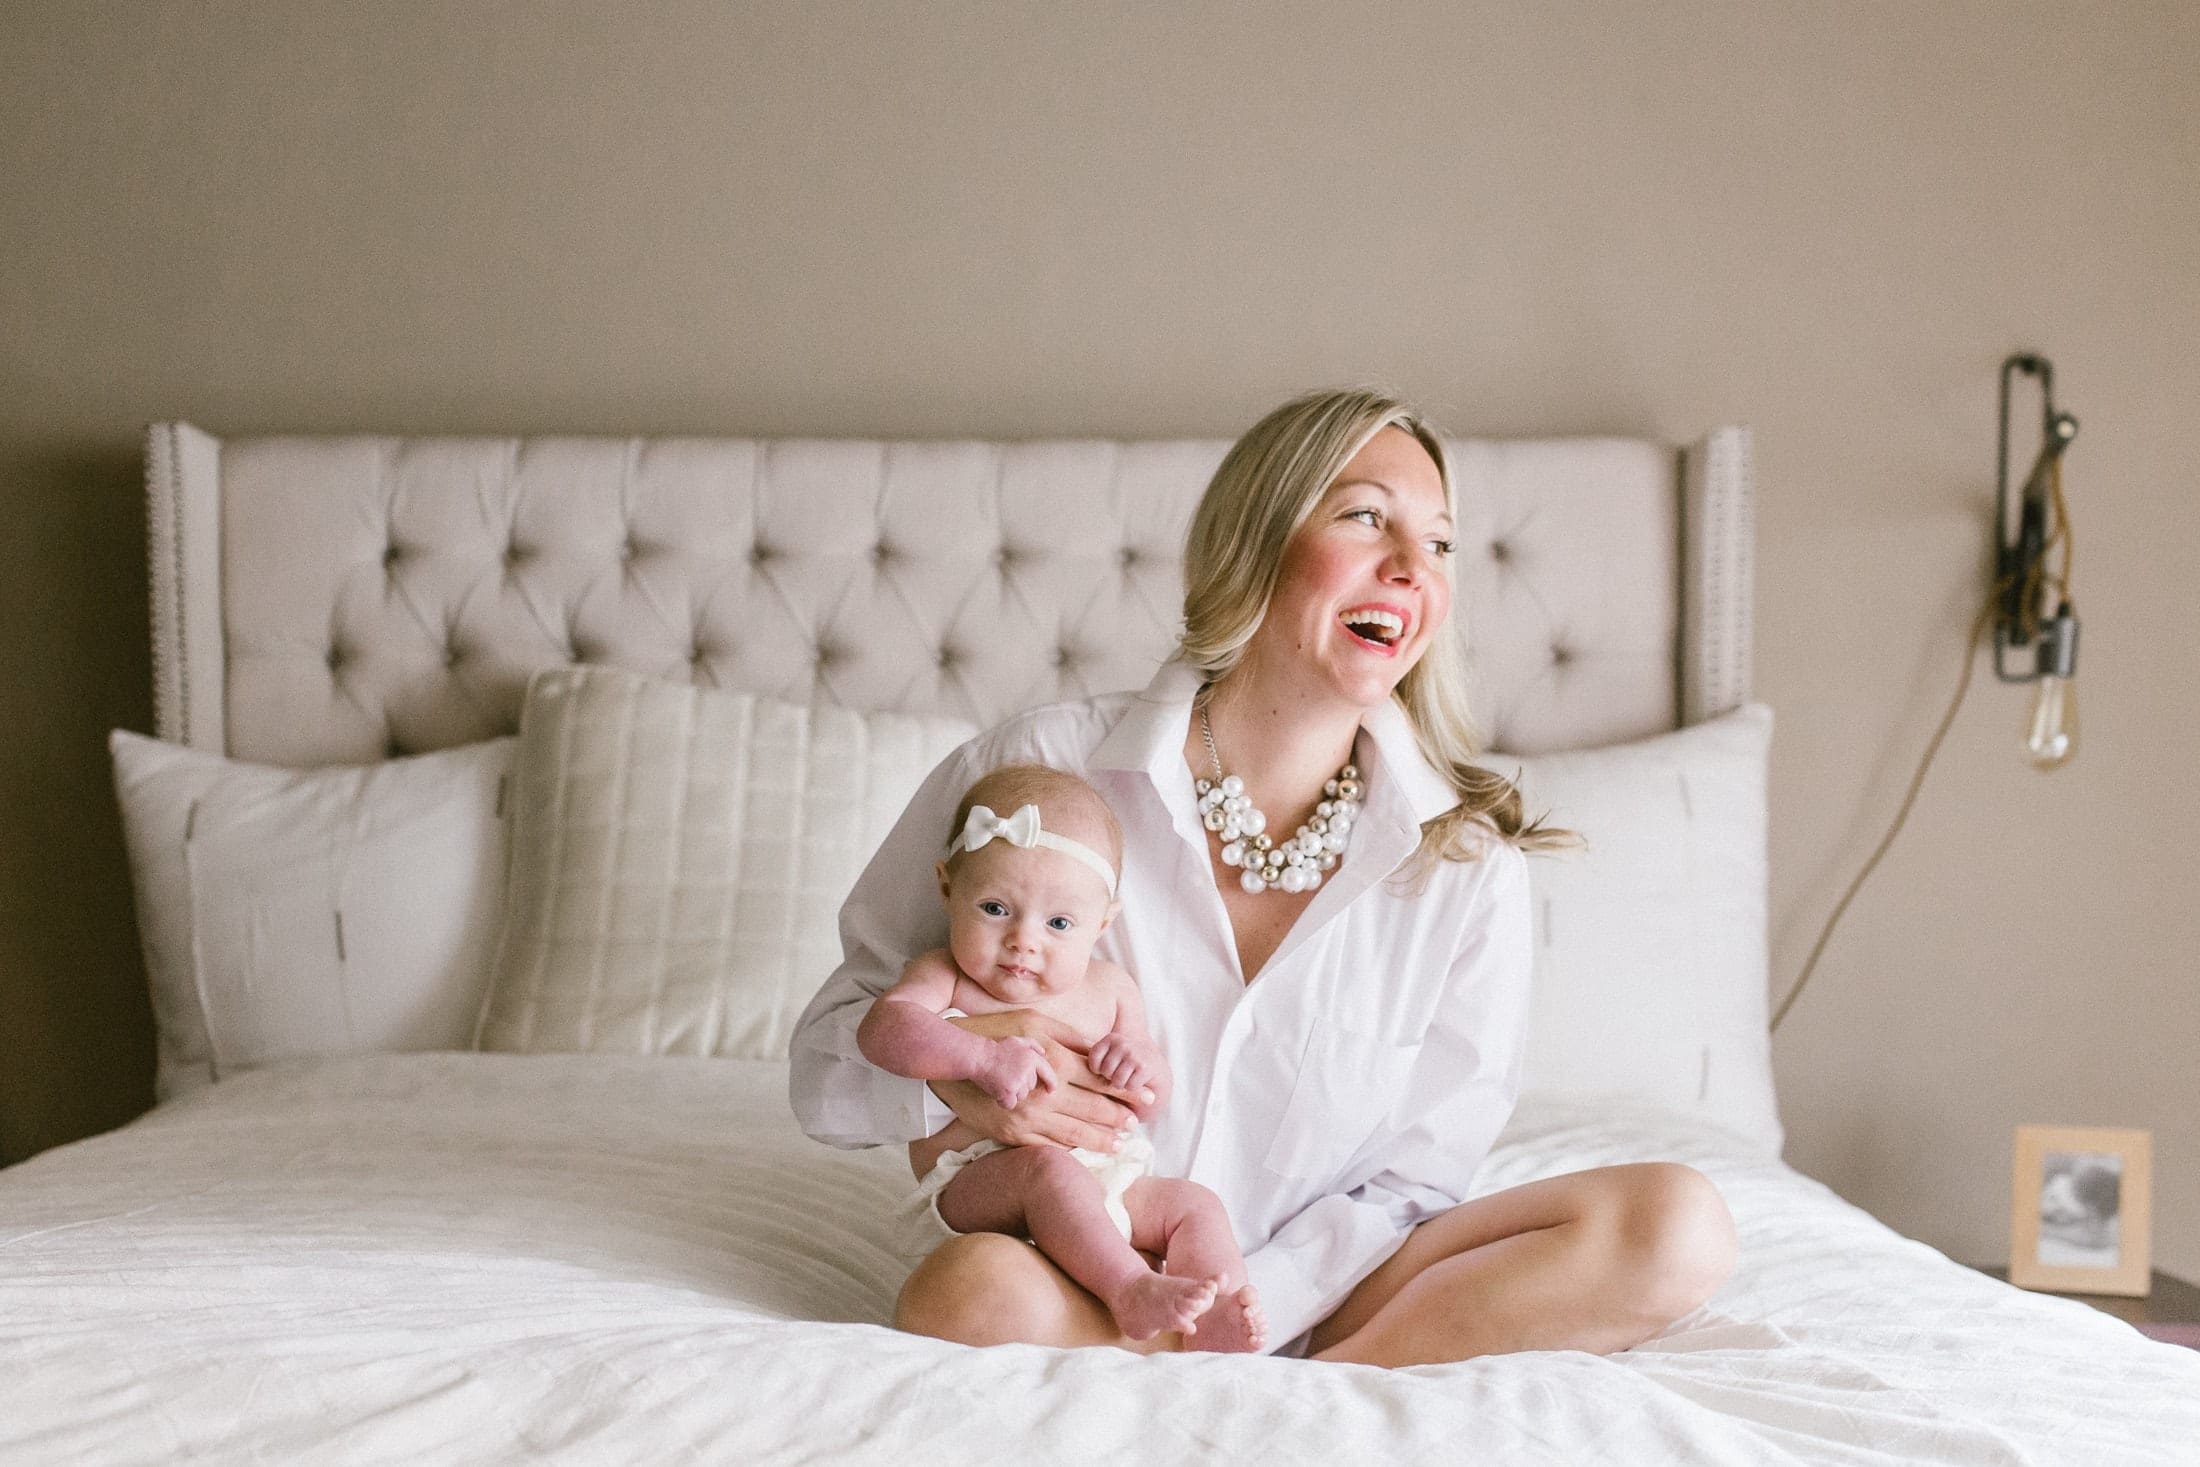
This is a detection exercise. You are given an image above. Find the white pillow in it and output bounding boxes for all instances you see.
[474,666,976,1060]
[110,731,514,1098]
[1503,704,1782,1155]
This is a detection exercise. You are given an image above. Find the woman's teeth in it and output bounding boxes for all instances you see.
[1340,609,1403,646]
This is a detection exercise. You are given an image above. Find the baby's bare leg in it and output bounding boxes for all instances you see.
[1121,1178,1267,1354]
[935,1147,1216,1341]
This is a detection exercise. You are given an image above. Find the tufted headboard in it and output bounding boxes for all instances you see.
[144,423,1752,765]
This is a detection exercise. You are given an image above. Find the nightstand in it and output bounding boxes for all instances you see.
[1974,1266,2200,1350]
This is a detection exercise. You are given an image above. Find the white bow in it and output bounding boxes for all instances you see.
[946,803,1119,897]
[956,804,1043,854]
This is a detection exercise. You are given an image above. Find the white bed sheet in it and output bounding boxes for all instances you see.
[1,1055,2193,1466]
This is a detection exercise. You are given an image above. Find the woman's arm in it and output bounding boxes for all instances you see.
[931,1009,1143,1150]
[902,1009,1139,1179]
[1242,845,1535,1347]
[788,743,980,1149]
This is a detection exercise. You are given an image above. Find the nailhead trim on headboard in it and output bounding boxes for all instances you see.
[147,422,185,746]
[1682,426,1755,725]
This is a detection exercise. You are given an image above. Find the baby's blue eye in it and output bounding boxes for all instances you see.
[1046,916,1074,932]
[978,900,1008,918]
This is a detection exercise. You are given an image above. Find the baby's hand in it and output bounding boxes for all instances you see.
[1086,1031,1162,1108]
[974,1036,1058,1111]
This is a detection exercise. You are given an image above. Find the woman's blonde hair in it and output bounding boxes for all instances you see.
[1181,387,1574,863]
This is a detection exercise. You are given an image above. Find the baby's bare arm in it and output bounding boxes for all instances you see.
[857,951,1056,1108]
[855,950,964,1076]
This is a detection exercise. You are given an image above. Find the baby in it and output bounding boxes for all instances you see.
[857,763,1265,1352]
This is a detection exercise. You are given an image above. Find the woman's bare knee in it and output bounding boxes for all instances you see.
[1608,1163,1738,1327]
[893,1232,1070,1346]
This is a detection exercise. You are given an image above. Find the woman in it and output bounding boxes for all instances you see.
[789,389,1738,1365]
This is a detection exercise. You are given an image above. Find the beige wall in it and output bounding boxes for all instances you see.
[4,2,2194,1279]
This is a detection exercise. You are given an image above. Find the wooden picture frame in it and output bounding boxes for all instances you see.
[2009,1124,2153,1297]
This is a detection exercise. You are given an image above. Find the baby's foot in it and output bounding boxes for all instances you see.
[1108,1271,1218,1341]
[1185,1282,1267,1354]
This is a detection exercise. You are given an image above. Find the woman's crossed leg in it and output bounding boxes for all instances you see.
[899,1160,1734,1366]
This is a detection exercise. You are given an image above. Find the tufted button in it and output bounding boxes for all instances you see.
[993,546,1013,569]
[1118,547,1139,569]
[750,542,775,567]
[1054,646,1076,669]
[816,641,844,669]
[1489,540,1511,564]
[1550,643,1574,667]
[619,538,638,562]
[689,640,713,665]
[386,738,406,759]
[937,645,961,669]
[443,644,462,670]
[871,542,893,564]
[382,544,402,569]
[326,645,349,673]
[503,542,529,567]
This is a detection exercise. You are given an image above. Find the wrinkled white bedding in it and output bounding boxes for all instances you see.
[1,1055,2193,1466]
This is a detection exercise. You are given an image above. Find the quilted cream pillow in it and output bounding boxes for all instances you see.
[476,667,975,1059]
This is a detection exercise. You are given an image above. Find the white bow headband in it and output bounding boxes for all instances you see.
[946,803,1119,898]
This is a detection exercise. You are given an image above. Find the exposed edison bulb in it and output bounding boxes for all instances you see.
[2024,674,2078,770]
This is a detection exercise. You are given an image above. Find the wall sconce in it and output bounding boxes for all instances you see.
[1773,352,2087,1030]
[1994,354,2080,769]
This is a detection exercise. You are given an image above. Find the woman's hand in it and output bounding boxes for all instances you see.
[933,1010,1143,1150]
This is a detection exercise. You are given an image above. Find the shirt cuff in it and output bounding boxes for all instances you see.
[1243,1247,1331,1355]
[789,1018,962,1148]
[874,1061,960,1144]
[916,1080,957,1137]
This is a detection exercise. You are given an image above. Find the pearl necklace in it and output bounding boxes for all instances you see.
[1195,705,1362,894]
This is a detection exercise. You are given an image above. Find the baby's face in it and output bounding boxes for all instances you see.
[939,842,1116,1006]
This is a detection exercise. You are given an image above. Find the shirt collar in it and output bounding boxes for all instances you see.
[1091,655,1459,824]
[1088,656,1203,777]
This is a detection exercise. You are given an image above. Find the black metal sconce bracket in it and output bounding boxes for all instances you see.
[1994,353,2079,684]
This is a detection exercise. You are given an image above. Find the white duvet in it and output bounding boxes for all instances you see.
[1,1055,2193,1466]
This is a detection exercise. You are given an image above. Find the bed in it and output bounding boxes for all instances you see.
[2,421,2193,1464]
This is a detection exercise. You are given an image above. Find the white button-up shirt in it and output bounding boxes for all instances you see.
[788,658,1533,1352]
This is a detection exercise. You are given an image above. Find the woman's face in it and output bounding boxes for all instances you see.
[1244,425,1454,711]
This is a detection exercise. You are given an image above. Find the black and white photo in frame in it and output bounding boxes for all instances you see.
[2010,1125,2154,1298]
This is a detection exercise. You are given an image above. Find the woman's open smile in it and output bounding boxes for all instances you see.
[1337,602,1413,656]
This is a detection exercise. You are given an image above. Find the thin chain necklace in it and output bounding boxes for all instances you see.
[1196,703,1362,894]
